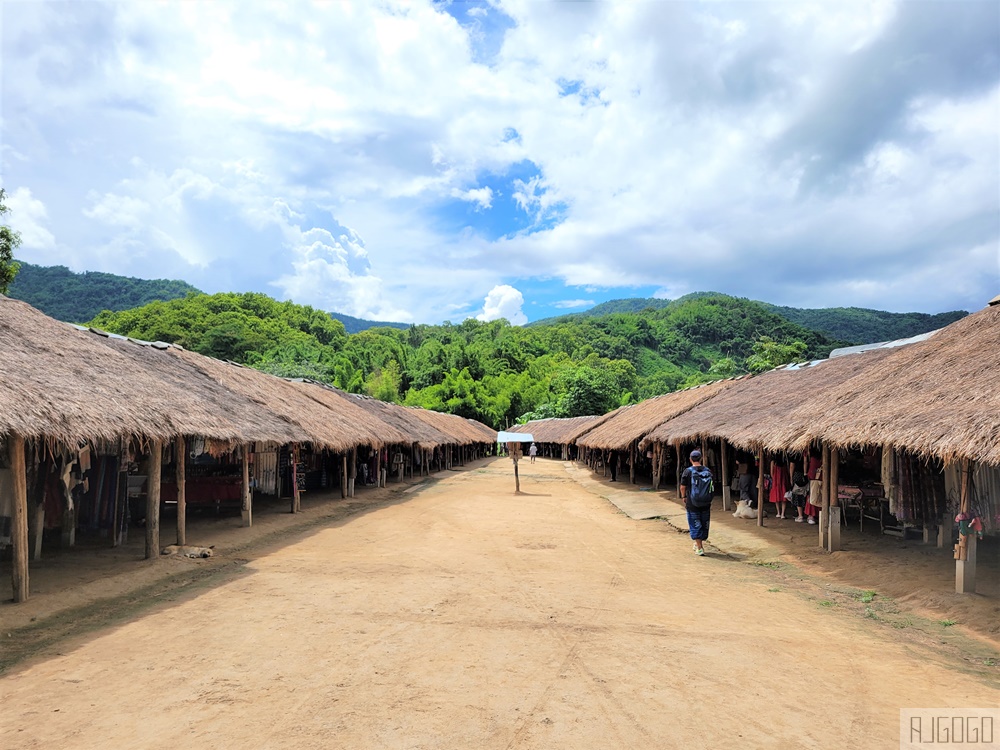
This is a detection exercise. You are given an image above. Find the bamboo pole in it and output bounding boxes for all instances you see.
[756,449,765,527]
[675,442,682,492]
[720,439,731,512]
[241,444,252,527]
[175,435,187,545]
[9,434,29,602]
[145,439,163,560]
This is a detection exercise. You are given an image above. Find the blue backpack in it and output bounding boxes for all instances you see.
[688,466,714,507]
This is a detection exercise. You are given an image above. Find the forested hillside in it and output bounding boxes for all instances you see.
[757,303,967,343]
[8,262,202,323]
[90,291,839,429]
[534,293,968,345]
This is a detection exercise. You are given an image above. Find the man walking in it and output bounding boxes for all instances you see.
[680,449,714,556]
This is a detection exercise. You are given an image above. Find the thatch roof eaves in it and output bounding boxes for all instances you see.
[791,303,1000,466]
[328,391,453,449]
[640,348,899,455]
[0,295,277,446]
[511,415,610,445]
[576,378,741,451]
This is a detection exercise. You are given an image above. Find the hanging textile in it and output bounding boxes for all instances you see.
[972,462,1000,536]
[892,452,946,523]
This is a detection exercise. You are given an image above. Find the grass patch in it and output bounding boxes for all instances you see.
[857,590,876,604]
[941,619,957,627]
[767,587,781,593]
[751,560,783,569]
[819,600,835,608]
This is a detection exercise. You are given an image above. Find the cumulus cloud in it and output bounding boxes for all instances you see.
[5,187,56,251]
[553,299,594,309]
[477,284,527,325]
[1,0,996,322]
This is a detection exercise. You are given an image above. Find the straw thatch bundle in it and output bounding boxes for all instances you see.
[0,295,294,445]
[577,378,740,451]
[166,349,406,453]
[641,348,898,454]
[406,407,496,445]
[791,303,1000,466]
[511,415,611,445]
[325,391,452,449]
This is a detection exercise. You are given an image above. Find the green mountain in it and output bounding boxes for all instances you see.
[88,290,842,428]
[756,303,967,344]
[7,262,203,324]
[534,293,967,345]
[330,311,409,334]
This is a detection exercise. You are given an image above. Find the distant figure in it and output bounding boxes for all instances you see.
[529,443,538,463]
[681,449,714,556]
[609,450,619,481]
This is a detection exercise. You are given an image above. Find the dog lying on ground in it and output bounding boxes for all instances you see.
[161,544,214,559]
[732,500,758,519]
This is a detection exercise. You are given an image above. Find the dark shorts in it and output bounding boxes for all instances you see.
[687,508,711,540]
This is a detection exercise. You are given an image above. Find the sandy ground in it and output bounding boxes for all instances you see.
[1,457,998,749]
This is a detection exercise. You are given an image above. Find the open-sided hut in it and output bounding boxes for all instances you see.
[577,379,740,486]
[510,415,611,460]
[790,300,1000,592]
[406,408,497,469]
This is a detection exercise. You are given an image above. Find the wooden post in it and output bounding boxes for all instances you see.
[675,443,682,492]
[956,460,977,593]
[818,444,829,548]
[349,447,357,497]
[756,449,766,527]
[375,448,382,488]
[145,439,163,560]
[241,444,252,527]
[828,448,841,551]
[9,434,30,602]
[720,439,731,512]
[175,435,187,545]
[629,441,636,484]
[291,444,302,513]
[114,439,128,547]
[340,453,347,497]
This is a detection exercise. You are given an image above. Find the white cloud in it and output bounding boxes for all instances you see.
[451,186,494,210]
[5,187,56,251]
[477,284,527,325]
[553,299,594,309]
[1,0,996,321]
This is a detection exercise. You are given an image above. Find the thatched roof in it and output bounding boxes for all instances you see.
[464,417,499,444]
[577,378,741,451]
[0,294,300,445]
[406,408,497,446]
[641,348,898,454]
[327,391,454,449]
[167,350,408,452]
[791,303,1000,466]
[510,415,612,445]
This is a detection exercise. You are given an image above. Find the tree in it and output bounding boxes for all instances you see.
[0,188,22,294]
[745,336,808,374]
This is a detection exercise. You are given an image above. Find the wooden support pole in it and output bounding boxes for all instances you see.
[675,443,682,492]
[818,444,830,549]
[720,439,731,512]
[30,503,43,561]
[375,448,382,488]
[241,444,252,527]
[828,448,841,552]
[756,449,766,527]
[629,441,636,484]
[341,453,348,498]
[145,439,163,560]
[9,434,30,602]
[652,444,661,491]
[175,435,187,545]
[956,460,977,594]
[349,447,357,497]
[291,444,302,513]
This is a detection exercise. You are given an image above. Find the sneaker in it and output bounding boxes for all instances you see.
[795,516,804,523]
[694,547,705,556]
[807,517,816,525]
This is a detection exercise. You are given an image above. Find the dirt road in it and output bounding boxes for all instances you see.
[1,458,997,748]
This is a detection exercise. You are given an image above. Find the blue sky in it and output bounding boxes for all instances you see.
[2,0,998,325]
